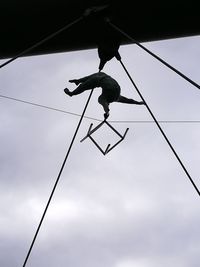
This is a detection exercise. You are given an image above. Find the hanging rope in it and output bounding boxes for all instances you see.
[22,89,94,267]
[0,16,83,69]
[108,21,200,91]
[118,58,200,197]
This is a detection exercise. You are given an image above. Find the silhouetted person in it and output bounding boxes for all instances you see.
[64,72,144,119]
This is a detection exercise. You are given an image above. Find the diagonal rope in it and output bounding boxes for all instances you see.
[1,93,200,123]
[108,21,200,90]
[0,16,83,69]
[22,89,94,267]
[0,4,110,70]
[118,58,200,197]
[0,93,101,122]
[110,120,200,124]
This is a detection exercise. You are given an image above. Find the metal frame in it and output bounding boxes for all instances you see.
[80,120,129,155]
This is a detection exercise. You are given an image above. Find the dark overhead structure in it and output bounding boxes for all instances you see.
[0,0,200,59]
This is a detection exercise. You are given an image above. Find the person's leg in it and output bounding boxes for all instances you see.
[68,79,80,85]
[64,84,87,96]
[117,95,144,105]
[64,79,96,97]
[69,73,99,85]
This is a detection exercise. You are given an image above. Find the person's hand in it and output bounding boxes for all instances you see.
[104,112,109,120]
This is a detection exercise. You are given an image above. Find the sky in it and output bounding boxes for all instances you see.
[0,34,200,267]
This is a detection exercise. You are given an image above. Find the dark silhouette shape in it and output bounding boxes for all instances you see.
[80,119,129,155]
[64,72,144,119]
[98,40,121,71]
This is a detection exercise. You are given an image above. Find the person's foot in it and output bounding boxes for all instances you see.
[64,88,72,96]
[69,79,79,85]
[138,101,145,105]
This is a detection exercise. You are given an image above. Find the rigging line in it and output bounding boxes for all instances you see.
[1,93,200,124]
[109,120,200,124]
[22,89,94,267]
[118,58,200,197]
[0,16,83,69]
[0,94,101,122]
[108,21,200,90]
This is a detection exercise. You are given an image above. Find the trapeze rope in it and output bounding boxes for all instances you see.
[19,8,112,266]
[118,58,200,197]
[22,89,94,267]
[108,21,200,91]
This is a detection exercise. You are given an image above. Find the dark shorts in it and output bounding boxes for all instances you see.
[102,84,121,103]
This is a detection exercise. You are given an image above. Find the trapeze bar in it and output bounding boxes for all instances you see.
[80,119,129,155]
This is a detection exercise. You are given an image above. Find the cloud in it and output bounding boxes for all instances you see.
[0,36,200,267]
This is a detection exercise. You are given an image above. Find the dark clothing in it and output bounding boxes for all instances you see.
[72,72,120,103]
[65,72,144,118]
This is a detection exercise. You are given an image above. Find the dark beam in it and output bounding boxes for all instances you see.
[0,0,199,59]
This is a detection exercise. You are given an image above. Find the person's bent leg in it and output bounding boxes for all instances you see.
[69,79,80,85]
[64,81,94,97]
[117,95,144,105]
[69,73,98,85]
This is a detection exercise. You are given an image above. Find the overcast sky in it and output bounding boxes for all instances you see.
[0,34,200,267]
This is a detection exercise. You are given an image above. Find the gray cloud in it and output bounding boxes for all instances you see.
[0,36,200,267]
